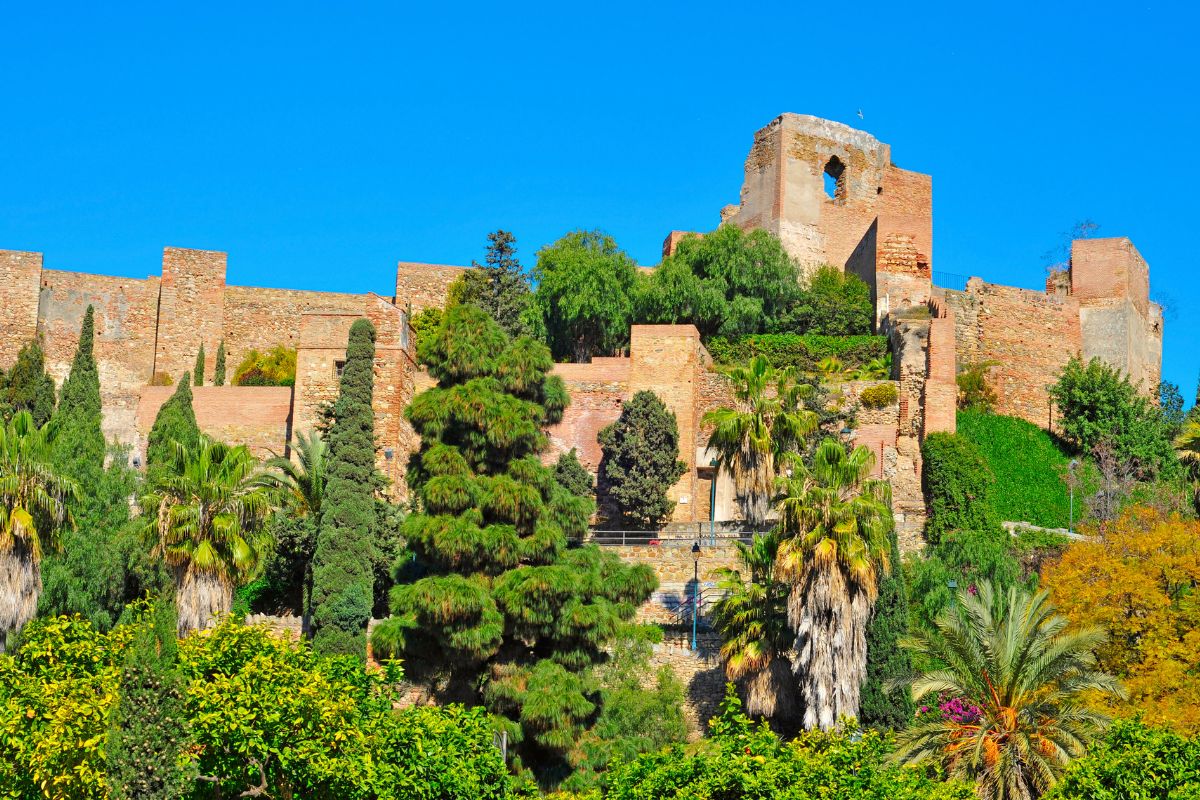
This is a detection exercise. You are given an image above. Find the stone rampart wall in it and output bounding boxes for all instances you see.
[394,262,467,313]
[136,386,294,459]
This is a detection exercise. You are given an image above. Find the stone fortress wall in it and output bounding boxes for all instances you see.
[0,113,1164,556]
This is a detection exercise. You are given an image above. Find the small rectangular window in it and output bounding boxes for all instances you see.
[334,359,346,378]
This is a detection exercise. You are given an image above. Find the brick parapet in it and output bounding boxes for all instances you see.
[394,262,468,313]
[0,250,43,368]
[136,386,293,460]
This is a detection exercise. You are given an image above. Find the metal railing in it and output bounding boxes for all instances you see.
[664,587,721,629]
[582,529,756,547]
[932,271,969,292]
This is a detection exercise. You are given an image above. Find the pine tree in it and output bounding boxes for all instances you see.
[0,336,56,426]
[554,447,594,499]
[310,319,377,657]
[858,525,915,730]
[599,391,687,528]
[372,305,655,777]
[105,602,195,799]
[147,371,200,471]
[213,340,226,386]
[460,230,532,338]
[52,305,105,486]
[194,344,205,386]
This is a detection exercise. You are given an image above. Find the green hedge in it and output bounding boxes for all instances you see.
[707,334,888,372]
[957,410,1071,529]
[921,432,998,544]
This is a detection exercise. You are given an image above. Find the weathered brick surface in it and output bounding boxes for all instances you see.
[155,248,227,382]
[135,386,293,459]
[0,250,43,368]
[393,262,468,313]
[38,270,161,445]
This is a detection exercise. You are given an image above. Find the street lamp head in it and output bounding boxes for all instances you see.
[691,541,701,560]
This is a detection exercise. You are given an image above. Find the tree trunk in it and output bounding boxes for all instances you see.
[789,564,872,730]
[0,542,40,653]
[175,567,232,635]
[744,657,799,730]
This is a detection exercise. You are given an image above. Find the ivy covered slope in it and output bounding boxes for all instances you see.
[957,409,1071,529]
[372,305,656,775]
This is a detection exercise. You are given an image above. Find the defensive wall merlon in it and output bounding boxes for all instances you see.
[0,113,1165,552]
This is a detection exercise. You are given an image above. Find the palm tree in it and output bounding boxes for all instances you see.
[703,356,818,526]
[892,582,1124,800]
[140,436,273,634]
[709,529,797,727]
[253,430,327,618]
[0,411,78,650]
[775,438,892,731]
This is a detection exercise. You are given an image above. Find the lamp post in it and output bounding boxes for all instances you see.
[691,541,701,652]
[709,458,718,547]
[947,578,958,609]
[1068,459,1079,534]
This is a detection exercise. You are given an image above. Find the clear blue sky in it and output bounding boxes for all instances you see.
[3,2,1196,396]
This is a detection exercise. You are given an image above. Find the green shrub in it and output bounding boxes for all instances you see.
[233,345,297,387]
[1046,718,1200,799]
[921,432,998,544]
[958,410,1072,528]
[956,360,998,411]
[859,383,898,408]
[707,333,888,373]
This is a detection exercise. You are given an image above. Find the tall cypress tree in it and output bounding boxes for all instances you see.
[147,372,200,471]
[858,525,915,730]
[41,305,157,630]
[194,344,205,386]
[213,341,226,386]
[310,319,377,657]
[53,305,105,485]
[0,337,56,426]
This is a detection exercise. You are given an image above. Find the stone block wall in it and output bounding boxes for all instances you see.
[943,279,1082,429]
[155,247,227,382]
[0,250,43,368]
[393,262,468,313]
[38,270,161,446]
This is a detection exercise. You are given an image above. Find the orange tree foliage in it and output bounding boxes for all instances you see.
[1041,507,1200,733]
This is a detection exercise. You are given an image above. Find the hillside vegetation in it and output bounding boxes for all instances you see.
[957,409,1071,529]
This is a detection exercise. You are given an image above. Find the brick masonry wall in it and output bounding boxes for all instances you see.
[0,250,43,368]
[38,270,161,447]
[135,386,293,459]
[394,262,468,313]
[944,279,1082,429]
[155,248,228,382]
[222,285,369,382]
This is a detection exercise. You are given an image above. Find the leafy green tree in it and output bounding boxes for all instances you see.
[139,437,273,633]
[603,686,973,800]
[553,447,594,499]
[775,440,893,731]
[310,319,377,658]
[710,530,797,728]
[893,582,1126,800]
[905,526,1026,639]
[858,525,915,730]
[105,602,195,800]
[921,431,999,544]
[1160,381,1185,441]
[213,339,226,385]
[638,225,802,338]
[372,304,656,778]
[410,306,445,357]
[531,229,639,362]
[0,411,79,651]
[599,390,687,528]
[193,344,205,385]
[146,371,200,471]
[0,336,56,426]
[776,265,874,336]
[1045,719,1200,800]
[254,430,328,616]
[1049,355,1176,477]
[460,229,532,338]
[702,356,817,526]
